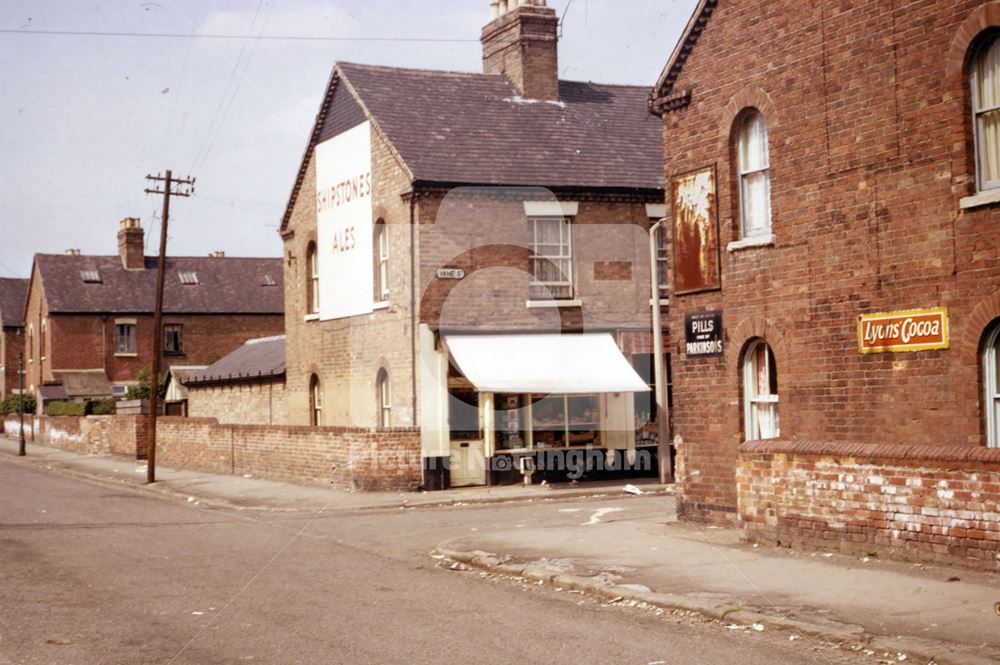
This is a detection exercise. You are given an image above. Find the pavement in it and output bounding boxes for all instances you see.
[5,434,1000,665]
[0,434,670,511]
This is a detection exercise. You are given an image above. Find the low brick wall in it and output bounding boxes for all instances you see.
[3,414,145,457]
[155,418,421,491]
[738,440,1000,570]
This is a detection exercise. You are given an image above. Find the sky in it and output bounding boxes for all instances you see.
[0,0,697,278]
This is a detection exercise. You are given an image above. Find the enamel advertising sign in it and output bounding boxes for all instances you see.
[315,121,374,320]
[857,307,949,354]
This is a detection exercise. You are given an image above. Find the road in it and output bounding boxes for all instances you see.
[0,455,873,665]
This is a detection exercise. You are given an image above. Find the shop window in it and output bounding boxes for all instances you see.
[528,216,573,299]
[531,394,600,448]
[374,221,389,302]
[632,353,672,429]
[309,374,322,426]
[742,339,779,440]
[736,110,772,238]
[984,323,1000,447]
[972,35,1000,192]
[307,242,320,315]
[163,324,183,355]
[376,368,391,428]
[115,322,136,355]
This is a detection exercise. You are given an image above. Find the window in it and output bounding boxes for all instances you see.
[972,35,1000,191]
[374,221,389,302]
[39,319,46,360]
[632,353,672,427]
[531,394,600,448]
[737,110,772,238]
[309,374,322,426]
[377,368,391,428]
[307,242,320,315]
[115,322,136,355]
[742,339,779,440]
[528,216,573,299]
[80,270,101,283]
[984,323,1000,447]
[178,271,199,285]
[654,224,668,295]
[164,324,183,355]
[27,324,33,362]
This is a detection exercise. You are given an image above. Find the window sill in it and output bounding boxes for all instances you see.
[372,301,390,311]
[959,189,1000,210]
[303,313,320,322]
[727,234,774,252]
[115,353,138,358]
[526,299,582,309]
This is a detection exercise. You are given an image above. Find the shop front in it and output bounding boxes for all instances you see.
[425,332,656,487]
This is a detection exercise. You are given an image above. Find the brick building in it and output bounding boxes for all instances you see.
[0,277,29,398]
[280,0,668,489]
[23,218,284,408]
[182,335,288,425]
[651,0,1000,566]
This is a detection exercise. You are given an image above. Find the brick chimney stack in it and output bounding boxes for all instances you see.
[118,217,145,270]
[482,0,559,101]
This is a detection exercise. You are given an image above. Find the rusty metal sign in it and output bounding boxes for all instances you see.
[857,307,949,354]
[672,166,720,295]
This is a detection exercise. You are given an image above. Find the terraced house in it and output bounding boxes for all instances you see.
[651,0,1000,567]
[280,0,669,489]
[0,277,29,399]
[23,218,284,409]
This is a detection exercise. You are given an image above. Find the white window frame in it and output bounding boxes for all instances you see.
[737,110,772,239]
[375,222,390,302]
[972,35,1000,192]
[742,339,779,441]
[114,320,137,356]
[308,244,320,315]
[984,324,1000,448]
[377,369,391,428]
[528,216,573,300]
[310,374,322,426]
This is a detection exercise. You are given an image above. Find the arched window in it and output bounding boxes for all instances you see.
[374,220,389,302]
[309,374,322,426]
[983,323,1000,447]
[972,35,1000,192]
[27,324,33,362]
[742,339,779,440]
[736,110,771,238]
[376,368,390,428]
[306,242,320,315]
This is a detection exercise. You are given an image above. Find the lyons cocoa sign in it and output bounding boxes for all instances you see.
[857,307,949,354]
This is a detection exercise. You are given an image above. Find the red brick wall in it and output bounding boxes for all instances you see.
[660,1,1000,522]
[2,414,145,457]
[155,417,422,491]
[739,440,1000,571]
[1,326,24,398]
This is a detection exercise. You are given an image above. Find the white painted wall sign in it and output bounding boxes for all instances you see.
[315,121,374,320]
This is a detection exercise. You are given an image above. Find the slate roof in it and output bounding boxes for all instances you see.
[185,335,285,386]
[0,277,29,328]
[281,62,665,232]
[34,255,283,315]
[51,370,113,398]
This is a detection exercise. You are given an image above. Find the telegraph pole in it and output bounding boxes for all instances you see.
[18,352,25,456]
[144,170,195,484]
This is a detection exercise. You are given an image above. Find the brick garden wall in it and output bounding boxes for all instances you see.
[3,414,421,492]
[739,440,1000,570]
[187,381,288,426]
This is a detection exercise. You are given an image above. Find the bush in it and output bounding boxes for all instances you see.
[45,401,87,417]
[0,393,35,416]
[126,367,167,401]
[88,399,117,415]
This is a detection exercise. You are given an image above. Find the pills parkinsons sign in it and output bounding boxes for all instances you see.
[857,307,949,354]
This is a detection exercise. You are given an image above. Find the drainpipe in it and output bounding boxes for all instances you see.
[409,193,417,425]
[649,219,674,484]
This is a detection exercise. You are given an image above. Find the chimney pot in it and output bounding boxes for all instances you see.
[209,251,226,258]
[64,249,80,256]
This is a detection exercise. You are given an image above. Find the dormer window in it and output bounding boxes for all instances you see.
[178,271,199,285]
[261,274,277,286]
[80,270,101,283]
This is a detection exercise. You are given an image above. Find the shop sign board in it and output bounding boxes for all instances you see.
[315,121,374,320]
[857,307,949,354]
[684,310,723,357]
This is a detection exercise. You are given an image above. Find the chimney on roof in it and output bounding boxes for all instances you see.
[482,0,559,101]
[64,249,80,256]
[117,217,145,270]
[208,251,226,258]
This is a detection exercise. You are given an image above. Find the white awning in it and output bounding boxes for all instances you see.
[444,333,650,394]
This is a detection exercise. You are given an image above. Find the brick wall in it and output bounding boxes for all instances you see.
[187,381,288,425]
[660,1,1000,522]
[155,418,421,491]
[3,413,421,492]
[739,440,1000,571]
